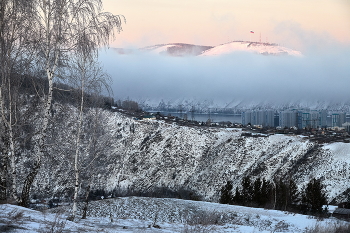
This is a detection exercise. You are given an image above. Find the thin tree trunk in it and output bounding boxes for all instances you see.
[8,81,18,202]
[0,87,9,201]
[0,83,20,203]
[0,147,8,200]
[81,184,90,219]
[274,188,276,210]
[71,77,85,220]
[9,125,18,202]
[19,51,57,207]
[19,161,40,207]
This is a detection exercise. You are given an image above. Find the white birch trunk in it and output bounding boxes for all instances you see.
[0,84,19,203]
[0,87,10,200]
[9,125,17,202]
[20,47,58,206]
[71,71,85,220]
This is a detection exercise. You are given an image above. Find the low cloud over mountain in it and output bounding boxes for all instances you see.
[99,41,350,109]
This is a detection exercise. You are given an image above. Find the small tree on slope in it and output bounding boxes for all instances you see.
[302,178,327,214]
[220,181,233,204]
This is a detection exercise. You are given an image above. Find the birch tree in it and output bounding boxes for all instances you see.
[19,0,124,207]
[68,53,111,220]
[0,0,36,202]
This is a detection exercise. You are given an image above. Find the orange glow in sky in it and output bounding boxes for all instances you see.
[102,0,350,50]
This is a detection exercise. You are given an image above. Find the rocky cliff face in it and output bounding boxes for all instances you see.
[28,108,350,203]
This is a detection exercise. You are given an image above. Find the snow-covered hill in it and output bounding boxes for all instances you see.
[141,43,213,56]
[200,41,302,56]
[26,108,350,204]
[115,41,302,57]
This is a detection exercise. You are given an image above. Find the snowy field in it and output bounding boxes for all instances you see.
[1,197,349,232]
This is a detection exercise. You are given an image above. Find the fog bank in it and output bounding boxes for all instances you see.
[99,45,350,109]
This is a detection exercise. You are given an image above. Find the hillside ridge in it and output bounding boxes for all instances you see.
[27,109,350,204]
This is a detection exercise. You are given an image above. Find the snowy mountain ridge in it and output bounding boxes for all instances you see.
[140,98,350,114]
[141,43,213,56]
[139,41,302,57]
[112,41,302,57]
[200,41,302,56]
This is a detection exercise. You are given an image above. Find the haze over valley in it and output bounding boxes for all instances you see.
[100,40,350,112]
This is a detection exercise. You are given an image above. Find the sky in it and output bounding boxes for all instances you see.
[102,0,350,50]
[99,0,350,109]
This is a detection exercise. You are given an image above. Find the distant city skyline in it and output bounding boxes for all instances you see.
[103,0,350,51]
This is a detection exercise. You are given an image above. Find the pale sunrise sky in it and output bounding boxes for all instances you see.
[102,0,350,50]
[100,0,350,105]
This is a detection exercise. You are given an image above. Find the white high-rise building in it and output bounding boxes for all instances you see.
[298,110,322,129]
[331,113,346,127]
[279,110,298,128]
[319,110,328,128]
[241,111,252,125]
[241,110,275,127]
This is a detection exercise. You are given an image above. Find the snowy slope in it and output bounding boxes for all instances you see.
[141,43,213,56]
[139,41,301,57]
[200,41,302,56]
[2,198,348,233]
[143,44,178,54]
[25,108,350,204]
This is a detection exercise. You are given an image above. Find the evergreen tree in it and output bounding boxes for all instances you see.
[346,189,350,208]
[241,176,253,205]
[302,178,327,214]
[220,181,233,204]
[287,179,300,209]
[252,177,262,206]
[276,179,287,210]
[260,178,273,207]
[232,187,242,205]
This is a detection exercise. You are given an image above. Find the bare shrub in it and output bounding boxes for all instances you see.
[8,209,24,222]
[39,209,67,233]
[0,209,25,232]
[180,210,223,233]
[304,221,350,233]
[186,210,222,226]
[181,224,217,233]
[272,220,290,232]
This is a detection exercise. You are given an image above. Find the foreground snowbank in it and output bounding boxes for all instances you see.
[1,197,349,232]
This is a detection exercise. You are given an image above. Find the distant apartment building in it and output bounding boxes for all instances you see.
[241,111,251,126]
[262,110,275,127]
[278,109,329,129]
[243,109,345,129]
[297,110,327,129]
[279,110,298,128]
[331,112,346,127]
[319,110,328,127]
[241,110,275,127]
[342,122,350,133]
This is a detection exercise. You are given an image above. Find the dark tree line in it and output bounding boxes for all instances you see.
[115,99,140,112]
[220,177,327,215]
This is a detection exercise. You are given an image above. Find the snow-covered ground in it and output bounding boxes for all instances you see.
[1,197,348,232]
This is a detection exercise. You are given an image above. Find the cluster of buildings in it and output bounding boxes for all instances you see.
[242,109,348,130]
